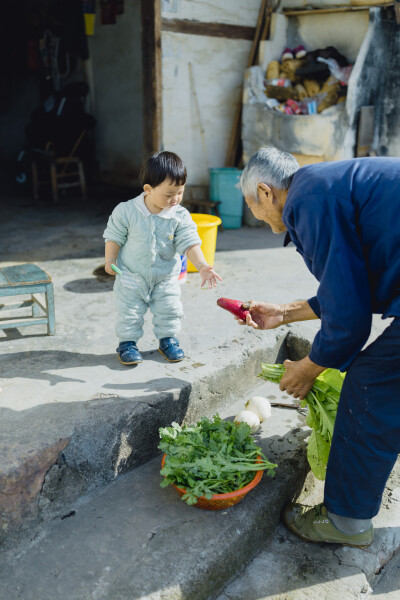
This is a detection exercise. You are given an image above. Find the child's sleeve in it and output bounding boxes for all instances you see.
[103,202,129,246]
[174,210,202,255]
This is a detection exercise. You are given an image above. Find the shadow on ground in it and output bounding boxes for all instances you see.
[0,349,186,388]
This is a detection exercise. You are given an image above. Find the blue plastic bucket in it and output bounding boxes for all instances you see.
[209,168,243,229]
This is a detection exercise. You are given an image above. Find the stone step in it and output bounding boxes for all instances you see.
[1,326,297,545]
[0,383,312,600]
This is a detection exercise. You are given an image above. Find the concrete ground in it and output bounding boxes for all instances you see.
[0,193,399,599]
[0,385,312,600]
[217,461,400,600]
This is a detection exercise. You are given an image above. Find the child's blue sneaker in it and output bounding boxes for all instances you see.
[117,341,143,365]
[158,337,185,362]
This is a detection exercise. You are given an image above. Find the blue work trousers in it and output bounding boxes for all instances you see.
[324,317,400,519]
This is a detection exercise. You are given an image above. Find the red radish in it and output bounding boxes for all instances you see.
[217,297,249,321]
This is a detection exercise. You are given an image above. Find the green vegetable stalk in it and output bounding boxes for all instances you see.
[159,415,277,505]
[259,363,345,480]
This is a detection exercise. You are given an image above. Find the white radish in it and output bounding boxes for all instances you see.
[245,396,272,422]
[234,410,260,433]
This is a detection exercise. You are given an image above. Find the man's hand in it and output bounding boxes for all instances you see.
[200,265,223,288]
[237,299,319,330]
[279,357,325,400]
[237,301,286,330]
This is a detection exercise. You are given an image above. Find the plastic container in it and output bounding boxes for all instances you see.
[161,454,264,510]
[187,214,222,272]
[209,168,244,229]
[84,13,95,36]
[266,78,291,87]
[178,255,187,284]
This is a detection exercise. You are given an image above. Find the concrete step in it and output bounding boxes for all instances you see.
[1,324,295,545]
[0,383,312,600]
[0,250,324,544]
[217,460,400,600]
[0,306,388,548]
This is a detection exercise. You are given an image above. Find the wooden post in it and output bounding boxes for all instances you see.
[141,0,162,157]
[395,0,400,24]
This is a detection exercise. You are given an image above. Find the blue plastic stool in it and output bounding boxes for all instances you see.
[0,264,55,335]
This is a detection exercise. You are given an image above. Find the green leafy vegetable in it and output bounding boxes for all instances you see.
[307,430,331,481]
[259,363,345,480]
[159,415,277,505]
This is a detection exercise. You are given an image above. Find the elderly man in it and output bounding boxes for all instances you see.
[239,147,400,548]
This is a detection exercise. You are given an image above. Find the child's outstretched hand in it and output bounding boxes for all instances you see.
[199,265,223,289]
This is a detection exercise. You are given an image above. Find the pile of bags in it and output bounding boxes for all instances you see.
[265,45,352,115]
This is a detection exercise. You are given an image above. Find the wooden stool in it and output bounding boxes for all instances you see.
[32,155,87,204]
[0,264,55,335]
[49,156,86,203]
[32,131,87,203]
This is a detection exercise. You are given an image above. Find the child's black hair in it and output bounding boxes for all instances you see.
[139,151,187,188]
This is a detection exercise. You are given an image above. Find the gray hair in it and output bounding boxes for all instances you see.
[240,147,299,201]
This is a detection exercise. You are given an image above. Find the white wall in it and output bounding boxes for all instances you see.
[162,0,260,25]
[289,12,369,63]
[261,10,369,69]
[161,0,262,185]
[281,0,391,8]
[88,0,142,185]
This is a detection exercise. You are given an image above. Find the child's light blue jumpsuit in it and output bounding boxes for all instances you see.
[103,193,201,342]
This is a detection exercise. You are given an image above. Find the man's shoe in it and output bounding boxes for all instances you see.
[282,502,373,548]
[117,341,143,365]
[158,337,185,362]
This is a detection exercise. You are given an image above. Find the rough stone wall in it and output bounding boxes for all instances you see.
[242,102,350,164]
[362,9,400,157]
[340,8,400,158]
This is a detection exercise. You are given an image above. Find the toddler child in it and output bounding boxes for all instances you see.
[103,151,222,365]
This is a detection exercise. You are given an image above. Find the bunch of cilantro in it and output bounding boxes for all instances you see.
[159,414,278,505]
[259,363,345,480]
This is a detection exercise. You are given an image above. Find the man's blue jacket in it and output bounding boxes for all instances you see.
[282,157,400,371]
